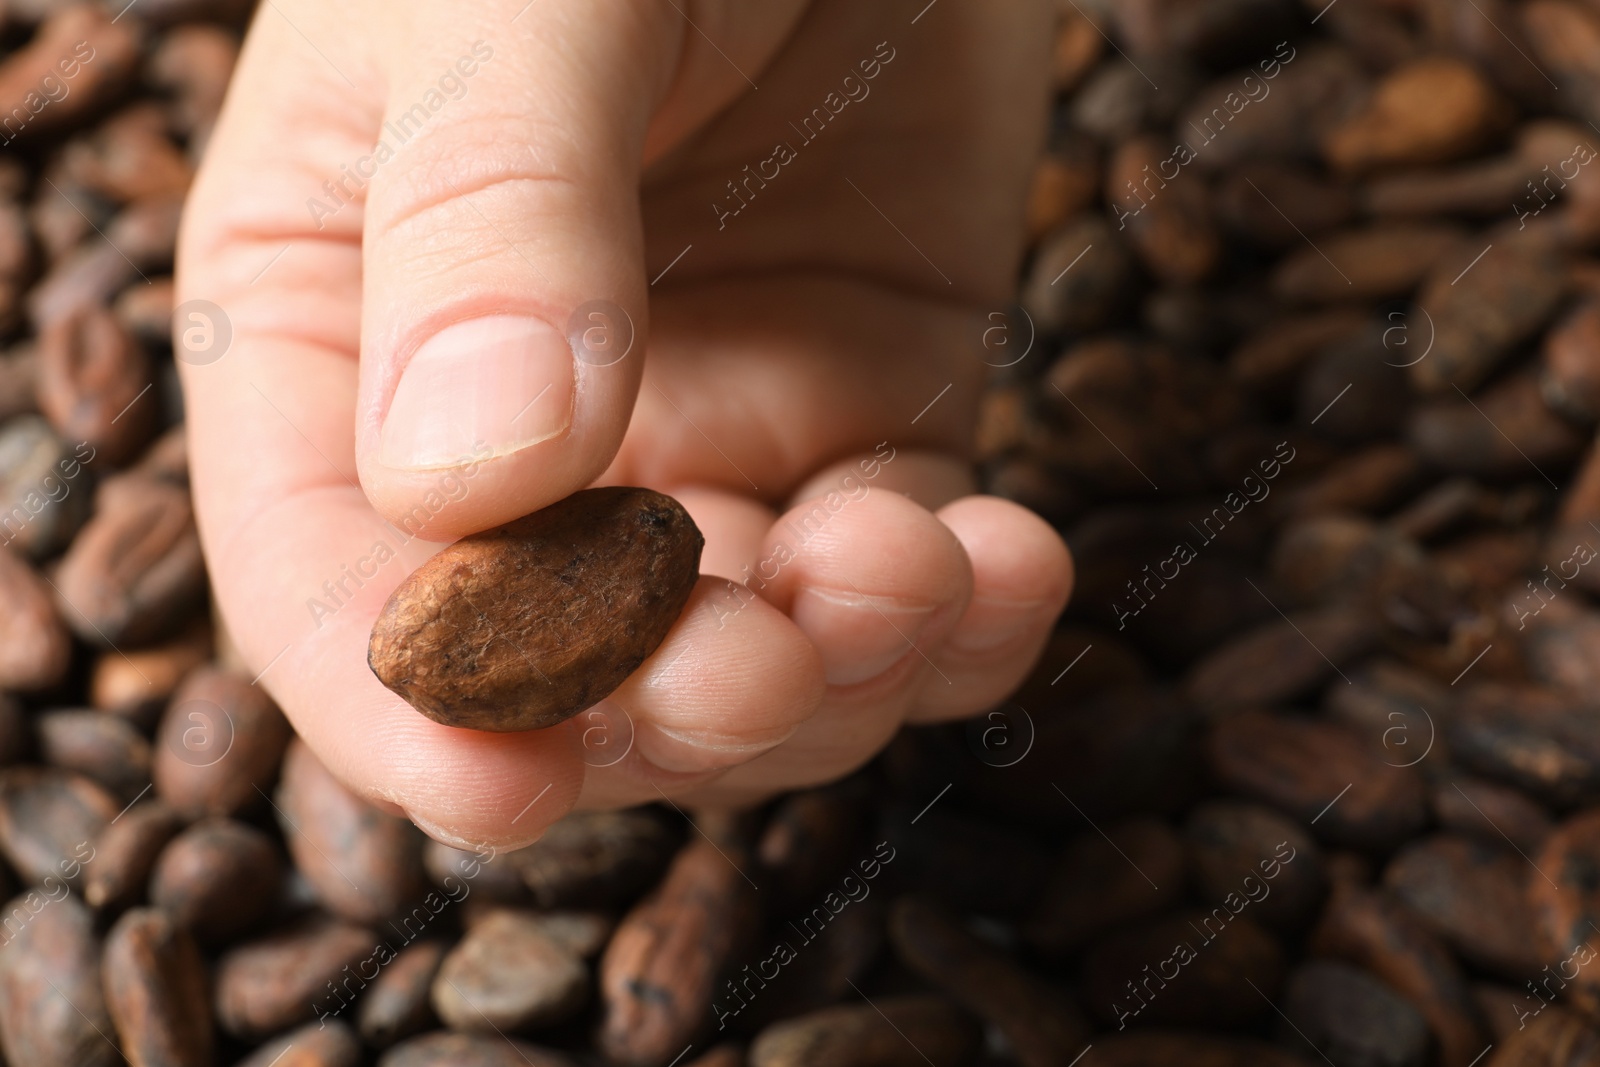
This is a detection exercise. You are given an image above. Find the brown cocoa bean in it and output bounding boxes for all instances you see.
[510,808,679,909]
[36,304,156,466]
[1542,298,1600,421]
[890,896,1086,1067]
[1409,370,1586,478]
[0,892,117,1067]
[102,906,212,1067]
[0,765,114,885]
[0,544,69,690]
[147,26,238,146]
[276,738,426,923]
[1214,161,1356,248]
[214,913,378,1040]
[1184,801,1326,931]
[1322,57,1512,174]
[1228,308,1369,402]
[1411,238,1570,395]
[153,665,292,818]
[1024,817,1184,958]
[1107,136,1221,283]
[1271,222,1465,303]
[431,908,588,1033]
[369,486,704,732]
[1277,443,1424,520]
[59,105,193,204]
[599,839,760,1066]
[112,277,175,348]
[1383,833,1547,978]
[1081,911,1284,1028]
[90,617,212,723]
[237,1020,365,1067]
[149,817,282,947]
[358,939,446,1049]
[1207,711,1427,848]
[0,6,140,141]
[1280,960,1430,1067]
[82,798,181,914]
[1431,777,1552,854]
[1312,881,1486,1067]
[378,1031,577,1067]
[1529,809,1600,1017]
[1524,2,1600,129]
[747,996,981,1067]
[36,708,151,802]
[0,414,93,559]
[54,471,205,646]
[1079,1033,1315,1067]
[1025,132,1099,242]
[423,839,528,904]
[1020,215,1137,335]
[1186,608,1380,715]
[1486,1006,1600,1066]
[1447,683,1600,804]
[757,777,871,914]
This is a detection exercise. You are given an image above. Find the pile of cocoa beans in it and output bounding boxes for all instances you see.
[15,0,1600,1065]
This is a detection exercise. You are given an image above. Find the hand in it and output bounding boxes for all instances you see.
[176,0,1073,849]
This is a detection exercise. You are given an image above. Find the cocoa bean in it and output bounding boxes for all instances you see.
[423,839,528,905]
[1184,801,1326,931]
[81,798,180,914]
[890,897,1086,1067]
[0,544,69,690]
[1107,136,1221,283]
[237,1020,364,1067]
[510,808,679,909]
[35,708,151,802]
[153,665,291,818]
[276,738,426,924]
[1081,910,1284,1028]
[0,414,93,559]
[1322,57,1512,174]
[1408,370,1586,479]
[1024,817,1184,957]
[0,893,117,1067]
[149,817,282,947]
[102,906,212,1067]
[1214,161,1356,248]
[1271,222,1465,303]
[1411,238,1570,395]
[53,470,205,646]
[599,839,760,1067]
[1280,960,1430,1067]
[1431,777,1552,854]
[213,913,378,1040]
[378,1031,577,1067]
[0,765,114,885]
[1447,683,1600,804]
[1384,833,1547,978]
[757,777,872,914]
[1312,881,1487,1067]
[0,6,140,141]
[36,304,156,466]
[369,486,704,732]
[90,617,212,723]
[1186,608,1380,715]
[1528,809,1600,1017]
[431,908,588,1033]
[1079,1033,1316,1067]
[1207,711,1428,848]
[1486,1006,1600,1066]
[1020,215,1137,334]
[358,939,446,1049]
[747,996,981,1067]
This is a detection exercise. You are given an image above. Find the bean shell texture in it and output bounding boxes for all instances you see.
[369,487,703,732]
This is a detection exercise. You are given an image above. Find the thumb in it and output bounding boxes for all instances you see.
[352,2,678,536]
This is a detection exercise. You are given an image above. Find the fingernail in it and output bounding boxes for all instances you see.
[637,721,797,775]
[791,587,937,687]
[379,315,574,470]
[947,597,1052,654]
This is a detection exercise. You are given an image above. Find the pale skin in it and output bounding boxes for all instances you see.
[177,0,1074,850]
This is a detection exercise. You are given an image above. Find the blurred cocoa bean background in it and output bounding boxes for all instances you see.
[5,0,1600,1064]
